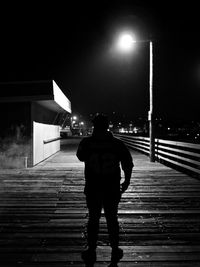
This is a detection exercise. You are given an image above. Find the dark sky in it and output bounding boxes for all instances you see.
[1,1,200,122]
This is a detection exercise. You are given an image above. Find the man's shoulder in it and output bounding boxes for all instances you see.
[112,136,130,152]
[112,136,124,146]
[79,136,93,145]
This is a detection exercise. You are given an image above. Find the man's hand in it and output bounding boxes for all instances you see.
[120,181,130,194]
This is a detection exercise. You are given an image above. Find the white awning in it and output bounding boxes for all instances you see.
[0,80,71,113]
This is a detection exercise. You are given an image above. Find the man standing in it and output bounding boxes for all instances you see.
[76,114,133,265]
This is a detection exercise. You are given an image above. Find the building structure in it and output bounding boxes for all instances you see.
[0,80,71,168]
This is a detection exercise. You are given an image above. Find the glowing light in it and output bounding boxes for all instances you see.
[116,32,136,53]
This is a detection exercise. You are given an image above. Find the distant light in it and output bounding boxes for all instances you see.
[116,32,136,53]
[133,127,138,134]
[119,128,126,133]
[73,116,77,120]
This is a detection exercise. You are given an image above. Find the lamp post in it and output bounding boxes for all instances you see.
[116,33,155,162]
[148,40,155,162]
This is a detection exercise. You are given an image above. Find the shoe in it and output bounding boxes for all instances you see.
[81,248,96,264]
[111,247,123,263]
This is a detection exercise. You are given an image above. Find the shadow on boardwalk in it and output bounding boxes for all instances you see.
[0,138,200,266]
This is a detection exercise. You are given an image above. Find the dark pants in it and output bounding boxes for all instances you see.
[86,191,121,250]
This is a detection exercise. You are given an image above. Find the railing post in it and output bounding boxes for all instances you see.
[149,112,155,162]
[24,157,28,168]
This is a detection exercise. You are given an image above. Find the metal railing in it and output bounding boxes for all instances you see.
[114,133,200,176]
[43,137,61,144]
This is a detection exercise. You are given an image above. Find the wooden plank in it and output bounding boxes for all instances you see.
[0,143,200,266]
[158,155,200,174]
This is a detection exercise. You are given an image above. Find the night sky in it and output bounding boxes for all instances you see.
[1,1,200,122]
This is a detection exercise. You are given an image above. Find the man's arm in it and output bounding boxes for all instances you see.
[120,168,132,193]
[119,142,134,193]
[76,138,89,162]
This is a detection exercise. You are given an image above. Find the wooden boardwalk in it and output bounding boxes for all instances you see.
[0,138,200,266]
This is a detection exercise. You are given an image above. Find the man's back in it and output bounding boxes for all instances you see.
[76,114,134,265]
[76,130,133,194]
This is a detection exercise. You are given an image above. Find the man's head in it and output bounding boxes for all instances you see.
[92,114,109,132]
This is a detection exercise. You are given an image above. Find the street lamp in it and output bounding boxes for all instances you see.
[116,33,137,53]
[116,32,155,162]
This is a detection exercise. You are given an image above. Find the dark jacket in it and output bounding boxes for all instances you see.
[76,131,133,195]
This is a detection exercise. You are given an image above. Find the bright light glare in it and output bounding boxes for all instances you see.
[53,80,71,113]
[116,33,136,53]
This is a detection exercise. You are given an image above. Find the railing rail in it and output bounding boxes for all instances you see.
[43,137,61,144]
[114,133,200,176]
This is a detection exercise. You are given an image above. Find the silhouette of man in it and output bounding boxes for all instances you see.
[76,114,133,265]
